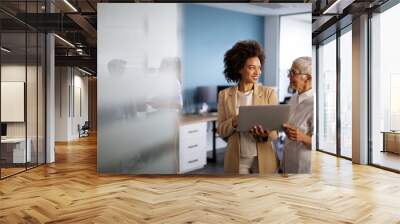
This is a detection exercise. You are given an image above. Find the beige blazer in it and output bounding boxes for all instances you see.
[217,84,279,174]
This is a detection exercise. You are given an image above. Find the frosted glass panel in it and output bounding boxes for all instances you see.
[97,4,182,174]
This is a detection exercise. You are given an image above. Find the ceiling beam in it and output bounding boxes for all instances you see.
[55,55,96,71]
[67,13,97,46]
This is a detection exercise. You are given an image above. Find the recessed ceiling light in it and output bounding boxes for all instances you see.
[54,34,75,48]
[63,0,78,12]
[1,47,11,53]
[78,67,93,76]
[322,0,354,15]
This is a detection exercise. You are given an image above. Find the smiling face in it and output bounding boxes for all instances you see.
[239,56,262,84]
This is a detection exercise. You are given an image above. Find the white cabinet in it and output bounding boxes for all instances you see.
[1,138,32,163]
[13,139,31,163]
[179,122,207,173]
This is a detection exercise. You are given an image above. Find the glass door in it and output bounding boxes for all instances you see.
[317,36,337,155]
[370,2,400,171]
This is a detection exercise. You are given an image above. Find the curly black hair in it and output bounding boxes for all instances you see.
[223,40,265,83]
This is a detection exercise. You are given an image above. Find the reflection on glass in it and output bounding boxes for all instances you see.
[371,3,400,171]
[340,30,352,158]
[1,32,27,177]
[318,38,337,154]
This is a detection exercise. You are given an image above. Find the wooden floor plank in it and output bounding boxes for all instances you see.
[0,134,400,223]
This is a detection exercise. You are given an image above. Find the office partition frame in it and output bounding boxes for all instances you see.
[0,0,47,180]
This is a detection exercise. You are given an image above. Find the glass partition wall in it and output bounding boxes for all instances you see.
[370,2,400,171]
[316,0,400,172]
[316,26,353,159]
[317,36,337,155]
[0,31,28,177]
[0,2,46,179]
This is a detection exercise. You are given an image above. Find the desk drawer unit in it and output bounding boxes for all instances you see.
[179,122,207,173]
[179,122,207,141]
[13,141,31,163]
[384,132,400,154]
[1,139,31,164]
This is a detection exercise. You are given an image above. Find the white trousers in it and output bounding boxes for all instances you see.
[239,156,259,174]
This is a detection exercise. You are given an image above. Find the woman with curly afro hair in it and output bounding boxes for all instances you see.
[217,40,279,175]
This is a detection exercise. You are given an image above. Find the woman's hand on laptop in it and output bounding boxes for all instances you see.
[250,125,269,141]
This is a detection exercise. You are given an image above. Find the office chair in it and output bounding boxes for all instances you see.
[79,121,90,138]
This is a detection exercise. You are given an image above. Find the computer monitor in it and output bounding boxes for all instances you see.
[196,86,217,103]
[217,85,231,101]
[195,86,217,113]
[214,85,233,112]
[195,85,232,112]
[210,85,231,112]
[1,123,7,137]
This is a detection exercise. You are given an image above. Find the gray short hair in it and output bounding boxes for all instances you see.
[291,56,312,76]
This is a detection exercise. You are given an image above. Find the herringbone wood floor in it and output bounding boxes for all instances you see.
[1,134,400,223]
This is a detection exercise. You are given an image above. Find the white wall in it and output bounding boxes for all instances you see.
[1,65,38,138]
[72,73,89,138]
[55,66,69,141]
[55,67,89,141]
[1,63,46,164]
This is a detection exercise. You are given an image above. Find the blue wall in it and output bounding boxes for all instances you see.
[182,5,265,110]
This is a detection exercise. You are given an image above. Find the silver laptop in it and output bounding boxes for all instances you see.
[238,105,291,132]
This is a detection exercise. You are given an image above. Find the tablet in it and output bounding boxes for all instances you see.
[237,105,290,132]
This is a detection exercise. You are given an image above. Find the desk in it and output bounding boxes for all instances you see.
[180,113,218,162]
[382,131,400,154]
[1,138,31,164]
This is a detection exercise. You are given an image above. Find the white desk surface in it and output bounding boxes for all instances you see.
[1,138,27,143]
[179,113,218,126]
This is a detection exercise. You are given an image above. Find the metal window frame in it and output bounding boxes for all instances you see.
[316,0,400,172]
[315,22,353,162]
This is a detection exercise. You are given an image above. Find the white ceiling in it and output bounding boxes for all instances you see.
[198,3,312,16]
